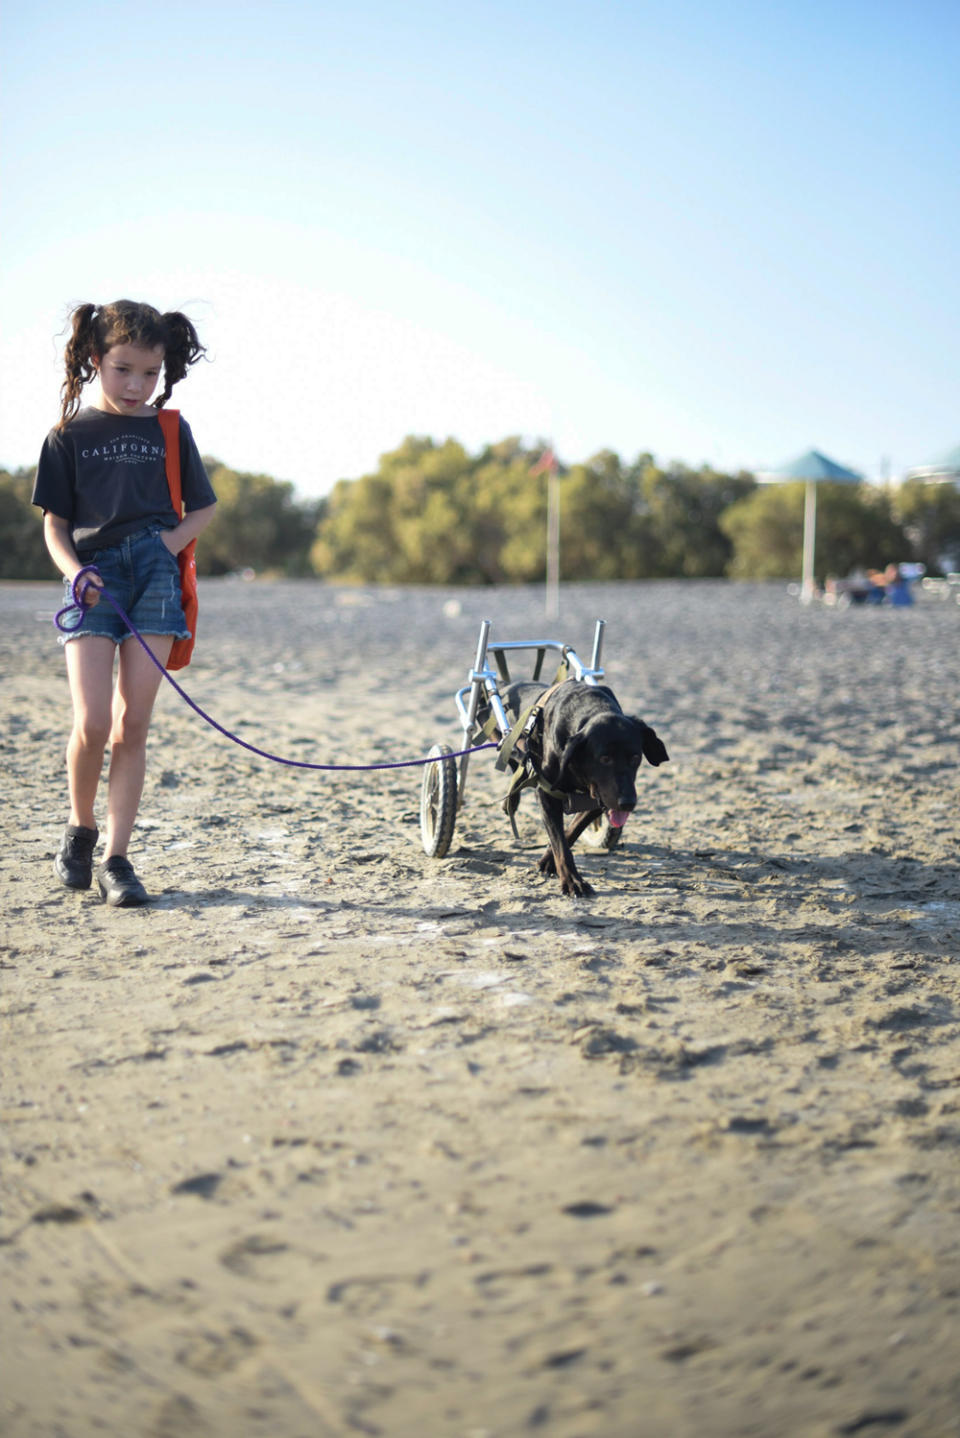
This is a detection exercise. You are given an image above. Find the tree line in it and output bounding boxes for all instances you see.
[2,436,958,583]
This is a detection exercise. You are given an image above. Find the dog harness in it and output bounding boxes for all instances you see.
[478,671,601,839]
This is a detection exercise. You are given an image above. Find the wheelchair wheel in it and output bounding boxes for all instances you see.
[580,813,624,851]
[420,743,458,857]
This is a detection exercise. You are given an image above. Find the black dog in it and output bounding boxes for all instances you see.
[498,679,668,897]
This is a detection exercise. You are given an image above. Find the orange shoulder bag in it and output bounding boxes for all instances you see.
[157,408,199,670]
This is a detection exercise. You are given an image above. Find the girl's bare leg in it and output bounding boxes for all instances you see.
[64,637,117,828]
[104,635,173,858]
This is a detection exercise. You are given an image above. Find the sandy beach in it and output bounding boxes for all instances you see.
[2,576,959,1438]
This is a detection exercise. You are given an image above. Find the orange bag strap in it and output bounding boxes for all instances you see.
[157,408,182,517]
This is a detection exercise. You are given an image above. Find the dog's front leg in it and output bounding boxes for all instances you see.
[538,808,603,874]
[537,794,593,897]
[564,808,605,849]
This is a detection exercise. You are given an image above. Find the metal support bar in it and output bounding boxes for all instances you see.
[590,619,605,674]
[453,620,608,802]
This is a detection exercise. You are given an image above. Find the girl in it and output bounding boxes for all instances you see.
[33,300,218,906]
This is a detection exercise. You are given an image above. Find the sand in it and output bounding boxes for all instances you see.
[2,576,959,1438]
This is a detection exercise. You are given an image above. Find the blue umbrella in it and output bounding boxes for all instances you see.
[767,449,863,602]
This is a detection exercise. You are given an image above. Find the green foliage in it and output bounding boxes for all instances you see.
[200,461,324,577]
[310,436,552,583]
[468,445,547,583]
[0,468,56,579]
[639,460,757,577]
[815,483,907,577]
[3,436,943,586]
[894,478,960,574]
[721,481,908,581]
[720,483,805,579]
[311,439,756,584]
[559,451,650,580]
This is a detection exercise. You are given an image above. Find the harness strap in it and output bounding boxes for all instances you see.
[494,662,570,773]
[502,765,559,838]
[493,662,599,837]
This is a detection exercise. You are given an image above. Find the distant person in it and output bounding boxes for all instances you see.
[32,300,218,905]
[884,563,914,606]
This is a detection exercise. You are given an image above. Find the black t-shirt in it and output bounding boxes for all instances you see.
[32,407,217,554]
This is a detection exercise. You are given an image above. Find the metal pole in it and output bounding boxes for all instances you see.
[590,619,605,672]
[458,618,492,803]
[801,480,817,604]
[546,468,560,620]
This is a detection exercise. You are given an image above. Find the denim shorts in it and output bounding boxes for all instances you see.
[60,526,191,646]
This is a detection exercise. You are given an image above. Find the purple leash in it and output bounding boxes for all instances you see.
[54,566,497,772]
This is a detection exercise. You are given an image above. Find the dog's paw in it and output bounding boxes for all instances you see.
[561,873,594,899]
[538,850,558,876]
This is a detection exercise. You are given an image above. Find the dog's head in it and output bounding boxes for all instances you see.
[556,713,668,824]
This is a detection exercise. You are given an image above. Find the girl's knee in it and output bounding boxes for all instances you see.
[110,710,152,750]
[72,714,111,752]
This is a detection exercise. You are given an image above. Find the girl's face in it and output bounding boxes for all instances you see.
[93,343,165,417]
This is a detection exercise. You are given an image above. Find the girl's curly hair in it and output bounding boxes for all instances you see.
[57,299,206,428]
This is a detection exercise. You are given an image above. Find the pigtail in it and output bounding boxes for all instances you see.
[154,311,206,409]
[57,303,101,429]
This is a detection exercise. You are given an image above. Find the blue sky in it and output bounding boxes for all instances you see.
[2,0,957,496]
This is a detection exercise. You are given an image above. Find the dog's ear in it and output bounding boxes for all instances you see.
[635,720,668,766]
[556,731,588,787]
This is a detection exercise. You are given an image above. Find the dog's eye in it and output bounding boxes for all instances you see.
[599,755,614,765]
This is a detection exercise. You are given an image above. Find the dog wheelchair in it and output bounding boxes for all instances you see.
[419,617,623,859]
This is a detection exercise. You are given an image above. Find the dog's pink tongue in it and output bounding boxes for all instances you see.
[608,809,631,828]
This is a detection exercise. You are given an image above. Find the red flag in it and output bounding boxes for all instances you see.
[530,447,558,477]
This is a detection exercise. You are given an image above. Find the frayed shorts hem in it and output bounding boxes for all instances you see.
[61,626,192,647]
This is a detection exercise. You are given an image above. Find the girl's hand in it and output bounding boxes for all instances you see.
[76,571,103,607]
[160,532,180,557]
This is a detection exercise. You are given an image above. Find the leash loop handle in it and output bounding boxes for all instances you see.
[54,564,104,633]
